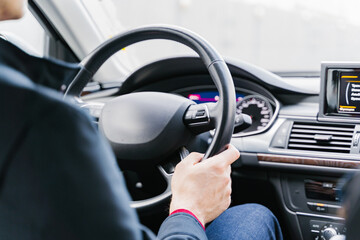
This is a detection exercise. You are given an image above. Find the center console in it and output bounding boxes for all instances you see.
[286,62,360,239]
[239,62,360,239]
[281,174,346,240]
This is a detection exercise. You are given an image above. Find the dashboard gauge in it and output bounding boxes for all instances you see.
[236,95,273,133]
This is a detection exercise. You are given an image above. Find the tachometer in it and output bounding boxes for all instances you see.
[236,95,273,133]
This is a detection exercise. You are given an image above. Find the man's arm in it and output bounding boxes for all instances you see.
[158,146,240,239]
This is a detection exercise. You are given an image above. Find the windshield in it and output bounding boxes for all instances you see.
[82,0,360,74]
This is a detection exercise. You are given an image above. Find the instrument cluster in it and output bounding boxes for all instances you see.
[187,90,276,135]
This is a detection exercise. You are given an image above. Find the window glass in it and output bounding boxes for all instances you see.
[83,0,360,75]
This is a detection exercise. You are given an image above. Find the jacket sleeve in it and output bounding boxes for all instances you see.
[157,213,208,239]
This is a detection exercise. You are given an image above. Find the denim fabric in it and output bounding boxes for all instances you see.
[206,204,283,240]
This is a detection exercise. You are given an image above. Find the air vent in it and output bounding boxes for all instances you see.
[288,122,355,153]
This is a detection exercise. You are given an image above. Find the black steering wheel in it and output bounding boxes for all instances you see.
[65,25,236,211]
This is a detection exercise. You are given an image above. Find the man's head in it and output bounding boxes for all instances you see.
[0,0,27,21]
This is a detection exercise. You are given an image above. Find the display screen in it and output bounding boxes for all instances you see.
[188,91,245,103]
[338,72,360,114]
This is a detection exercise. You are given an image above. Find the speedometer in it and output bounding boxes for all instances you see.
[236,95,273,133]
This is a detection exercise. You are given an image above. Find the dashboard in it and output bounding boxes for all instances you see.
[83,57,360,240]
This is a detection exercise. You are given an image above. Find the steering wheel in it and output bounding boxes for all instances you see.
[64,25,236,211]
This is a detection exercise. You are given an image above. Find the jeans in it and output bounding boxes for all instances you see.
[206,204,283,240]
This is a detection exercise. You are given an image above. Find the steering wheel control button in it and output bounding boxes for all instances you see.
[135,182,143,189]
[184,104,213,134]
[195,110,206,117]
[185,110,195,120]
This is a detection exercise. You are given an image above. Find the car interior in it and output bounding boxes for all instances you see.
[2,0,360,239]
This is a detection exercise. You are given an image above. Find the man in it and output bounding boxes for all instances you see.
[0,0,282,239]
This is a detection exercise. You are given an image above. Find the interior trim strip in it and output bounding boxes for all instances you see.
[278,115,317,121]
[257,153,360,169]
[296,212,345,221]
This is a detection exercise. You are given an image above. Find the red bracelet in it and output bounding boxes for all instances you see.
[170,209,205,231]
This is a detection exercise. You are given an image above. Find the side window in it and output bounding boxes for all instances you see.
[0,10,45,57]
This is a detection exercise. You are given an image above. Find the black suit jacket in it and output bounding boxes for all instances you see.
[0,39,206,239]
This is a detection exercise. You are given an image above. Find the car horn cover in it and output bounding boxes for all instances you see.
[99,92,194,163]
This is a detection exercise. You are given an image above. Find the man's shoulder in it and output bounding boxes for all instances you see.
[0,63,89,127]
[0,63,92,163]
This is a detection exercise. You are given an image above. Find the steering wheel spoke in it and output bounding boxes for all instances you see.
[130,147,189,211]
[129,165,172,210]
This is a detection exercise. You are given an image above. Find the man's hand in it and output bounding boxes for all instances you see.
[169,145,240,226]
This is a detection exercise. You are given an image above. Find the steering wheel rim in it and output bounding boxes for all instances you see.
[65,25,236,210]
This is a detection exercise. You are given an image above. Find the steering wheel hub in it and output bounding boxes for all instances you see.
[100,92,194,165]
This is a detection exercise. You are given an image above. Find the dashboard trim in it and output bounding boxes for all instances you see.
[258,153,360,169]
[296,212,345,221]
[278,115,317,121]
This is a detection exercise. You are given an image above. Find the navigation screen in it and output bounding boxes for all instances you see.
[338,72,360,114]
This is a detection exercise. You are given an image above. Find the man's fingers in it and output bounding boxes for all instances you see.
[226,165,231,176]
[207,144,240,166]
[182,152,204,165]
[182,145,239,168]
